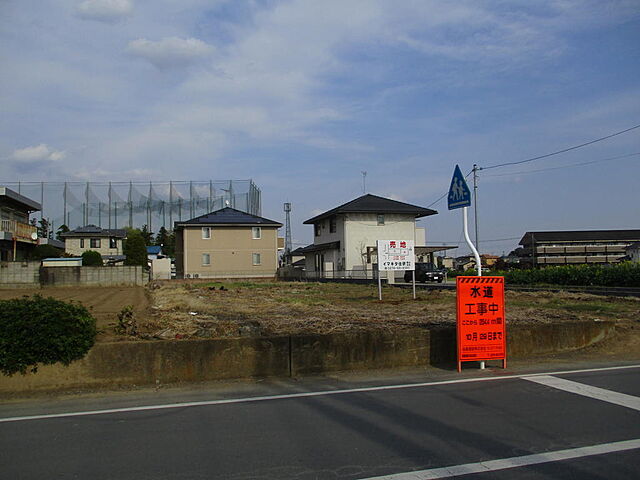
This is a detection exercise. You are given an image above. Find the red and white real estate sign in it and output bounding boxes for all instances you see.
[456,276,506,371]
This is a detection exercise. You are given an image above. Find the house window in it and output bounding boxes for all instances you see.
[109,238,117,249]
[252,253,261,265]
[202,227,211,239]
[252,227,261,239]
[90,238,101,249]
[377,215,385,226]
[202,253,210,266]
[329,216,336,233]
[314,223,320,236]
[80,239,85,248]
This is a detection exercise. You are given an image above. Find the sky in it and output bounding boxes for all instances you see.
[1,0,639,256]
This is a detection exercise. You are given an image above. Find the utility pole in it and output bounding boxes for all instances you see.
[284,203,292,257]
[473,164,480,253]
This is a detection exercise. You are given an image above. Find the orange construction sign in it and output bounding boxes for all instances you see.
[456,276,506,371]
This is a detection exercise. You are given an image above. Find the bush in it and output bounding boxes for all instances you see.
[501,262,640,287]
[81,250,103,266]
[0,295,97,376]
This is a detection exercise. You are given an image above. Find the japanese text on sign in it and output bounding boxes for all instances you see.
[377,240,415,271]
[456,276,506,363]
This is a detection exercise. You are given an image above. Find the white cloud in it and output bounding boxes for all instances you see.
[126,37,214,69]
[75,0,133,23]
[12,144,65,162]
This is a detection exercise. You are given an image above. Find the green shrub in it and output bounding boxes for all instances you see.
[502,262,640,287]
[81,250,103,266]
[123,230,148,267]
[30,244,62,261]
[0,295,97,376]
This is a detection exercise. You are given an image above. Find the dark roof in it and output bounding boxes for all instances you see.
[0,186,41,211]
[60,225,127,238]
[175,207,282,228]
[297,241,340,254]
[303,194,437,224]
[520,230,640,246]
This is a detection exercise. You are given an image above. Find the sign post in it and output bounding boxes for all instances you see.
[456,276,506,372]
[448,165,481,277]
[376,240,415,300]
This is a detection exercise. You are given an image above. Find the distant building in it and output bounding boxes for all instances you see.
[518,230,640,266]
[626,242,640,263]
[60,225,127,264]
[0,187,40,261]
[300,194,455,277]
[146,245,164,260]
[174,207,282,279]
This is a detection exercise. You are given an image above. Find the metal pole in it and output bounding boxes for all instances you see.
[108,182,112,229]
[378,272,382,301]
[463,206,481,277]
[85,182,89,225]
[412,269,416,300]
[189,181,193,218]
[169,181,173,230]
[473,164,479,249]
[40,181,44,220]
[128,181,133,228]
[63,182,67,227]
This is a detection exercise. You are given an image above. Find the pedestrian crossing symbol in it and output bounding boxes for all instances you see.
[448,164,471,210]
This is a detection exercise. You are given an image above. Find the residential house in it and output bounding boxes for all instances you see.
[0,187,40,261]
[300,194,452,278]
[174,207,282,279]
[519,230,640,266]
[626,242,640,263]
[60,225,127,264]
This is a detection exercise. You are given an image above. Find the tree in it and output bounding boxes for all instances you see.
[123,230,148,266]
[37,218,50,239]
[140,224,154,246]
[56,224,70,241]
[81,250,103,266]
[0,295,96,376]
[30,244,62,261]
[155,226,175,257]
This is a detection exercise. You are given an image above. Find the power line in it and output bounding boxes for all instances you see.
[483,151,640,177]
[480,123,640,171]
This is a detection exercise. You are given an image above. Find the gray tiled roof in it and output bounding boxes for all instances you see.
[175,207,282,227]
[303,194,437,224]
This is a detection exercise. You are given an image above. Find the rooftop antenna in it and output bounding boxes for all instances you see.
[284,202,292,257]
[361,171,367,194]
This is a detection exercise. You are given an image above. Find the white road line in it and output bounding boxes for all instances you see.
[359,438,640,479]
[523,375,640,412]
[1,364,639,424]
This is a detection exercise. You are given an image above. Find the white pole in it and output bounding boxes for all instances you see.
[463,206,484,369]
[463,207,482,277]
[412,269,416,300]
[378,271,382,301]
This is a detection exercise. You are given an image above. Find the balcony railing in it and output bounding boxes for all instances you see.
[0,220,38,242]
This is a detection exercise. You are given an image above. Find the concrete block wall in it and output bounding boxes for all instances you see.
[40,266,147,287]
[0,261,40,287]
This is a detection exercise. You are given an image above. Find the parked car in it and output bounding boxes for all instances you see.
[404,262,446,283]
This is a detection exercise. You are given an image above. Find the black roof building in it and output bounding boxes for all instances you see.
[60,225,127,238]
[520,230,640,246]
[174,207,282,228]
[303,194,437,224]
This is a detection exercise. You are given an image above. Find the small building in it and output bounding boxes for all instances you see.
[174,207,283,279]
[60,225,127,262]
[0,187,40,261]
[42,257,83,267]
[147,245,164,260]
[300,194,453,278]
[518,230,640,266]
[626,242,640,263]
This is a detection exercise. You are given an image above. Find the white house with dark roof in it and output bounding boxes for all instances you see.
[300,194,454,277]
[174,207,282,279]
[60,225,127,263]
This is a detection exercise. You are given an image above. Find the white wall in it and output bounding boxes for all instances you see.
[344,213,417,271]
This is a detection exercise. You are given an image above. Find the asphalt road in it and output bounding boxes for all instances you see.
[1,364,639,479]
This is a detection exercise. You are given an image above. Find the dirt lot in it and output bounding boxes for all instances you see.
[141,280,640,340]
[2,281,638,345]
[0,286,150,341]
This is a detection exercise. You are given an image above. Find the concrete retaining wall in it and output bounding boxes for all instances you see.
[0,263,147,288]
[0,321,615,394]
[0,261,40,287]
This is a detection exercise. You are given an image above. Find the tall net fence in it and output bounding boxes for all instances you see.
[2,180,261,233]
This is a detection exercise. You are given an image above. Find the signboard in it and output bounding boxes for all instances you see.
[456,276,506,371]
[448,164,471,210]
[377,239,415,271]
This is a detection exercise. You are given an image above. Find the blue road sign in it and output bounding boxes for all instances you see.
[448,165,471,210]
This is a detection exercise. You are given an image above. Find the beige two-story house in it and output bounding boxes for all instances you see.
[60,225,127,263]
[0,187,40,261]
[174,207,282,279]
